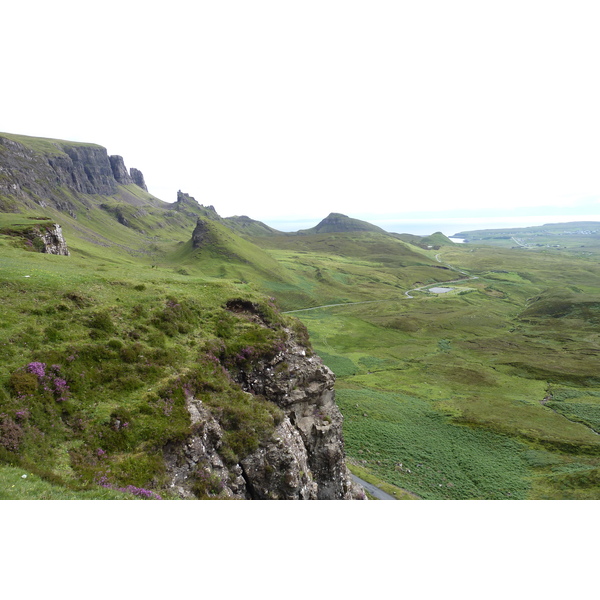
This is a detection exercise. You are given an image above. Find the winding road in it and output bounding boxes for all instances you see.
[351,474,397,500]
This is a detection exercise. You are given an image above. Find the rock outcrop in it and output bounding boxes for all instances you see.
[39,223,70,255]
[172,191,220,221]
[109,155,134,185]
[1,221,71,255]
[234,327,359,499]
[191,217,213,249]
[130,168,148,191]
[164,317,365,500]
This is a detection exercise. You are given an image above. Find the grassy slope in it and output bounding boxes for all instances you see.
[0,179,302,498]
[0,220,296,497]
[4,201,600,498]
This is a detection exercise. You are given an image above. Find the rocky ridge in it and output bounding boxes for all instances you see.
[108,155,134,185]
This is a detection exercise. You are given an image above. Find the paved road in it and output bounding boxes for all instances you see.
[351,474,397,500]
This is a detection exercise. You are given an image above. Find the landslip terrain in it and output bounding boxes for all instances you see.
[2,132,600,499]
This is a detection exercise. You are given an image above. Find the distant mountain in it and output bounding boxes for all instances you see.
[223,215,284,237]
[420,232,455,247]
[390,231,454,250]
[454,221,600,240]
[297,212,388,235]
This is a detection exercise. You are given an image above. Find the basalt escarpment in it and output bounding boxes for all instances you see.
[164,317,364,500]
[0,134,148,213]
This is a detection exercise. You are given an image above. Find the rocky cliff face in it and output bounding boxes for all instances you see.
[234,327,359,499]
[108,155,134,185]
[130,168,148,191]
[173,191,220,221]
[164,313,365,500]
[191,217,214,249]
[0,135,148,213]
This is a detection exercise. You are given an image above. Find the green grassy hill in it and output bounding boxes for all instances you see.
[297,212,388,235]
[245,230,460,311]
[222,215,284,237]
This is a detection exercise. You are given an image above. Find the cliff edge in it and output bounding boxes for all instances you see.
[165,303,364,500]
[0,133,149,214]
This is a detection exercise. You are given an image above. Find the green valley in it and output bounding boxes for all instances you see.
[277,242,600,499]
[2,131,600,500]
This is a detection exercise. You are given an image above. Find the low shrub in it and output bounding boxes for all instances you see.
[150,297,202,337]
[44,325,63,343]
[108,452,167,490]
[0,415,24,451]
[191,460,225,498]
[8,371,39,396]
[87,311,116,334]
[119,343,144,363]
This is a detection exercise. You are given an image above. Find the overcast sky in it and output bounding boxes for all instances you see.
[4,1,600,235]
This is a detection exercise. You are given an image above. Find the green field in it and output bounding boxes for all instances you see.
[273,240,600,499]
